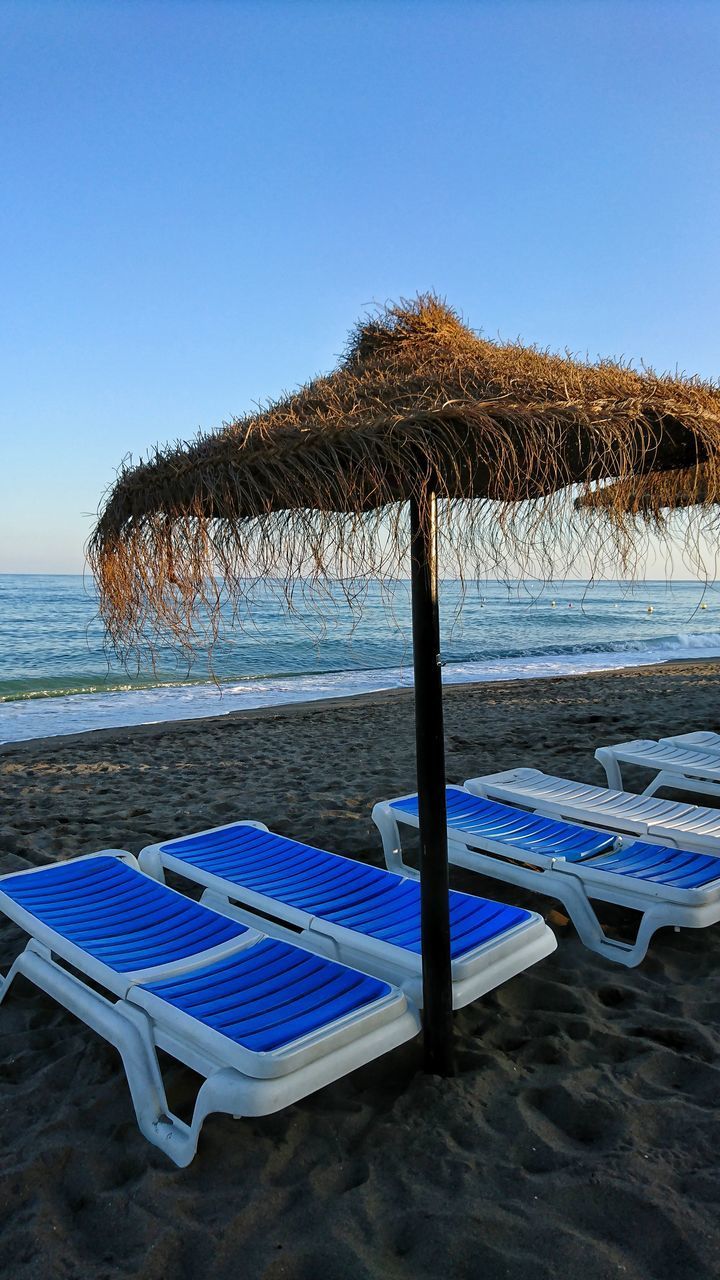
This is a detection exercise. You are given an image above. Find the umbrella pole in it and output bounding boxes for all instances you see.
[410,491,455,1076]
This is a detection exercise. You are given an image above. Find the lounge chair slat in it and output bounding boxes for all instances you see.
[590,842,720,887]
[156,825,531,959]
[140,940,389,1052]
[393,787,615,860]
[157,948,327,1009]
[0,856,246,971]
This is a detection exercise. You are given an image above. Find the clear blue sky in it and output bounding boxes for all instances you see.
[1,0,718,575]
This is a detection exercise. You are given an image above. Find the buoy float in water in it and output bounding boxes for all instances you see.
[647,606,654,613]
[701,602,708,610]
[550,600,556,607]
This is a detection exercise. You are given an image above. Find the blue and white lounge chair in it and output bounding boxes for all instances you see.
[465,767,720,854]
[372,787,720,967]
[139,824,556,1009]
[0,853,420,1165]
[595,733,720,799]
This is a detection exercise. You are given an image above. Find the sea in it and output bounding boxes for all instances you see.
[1,573,720,745]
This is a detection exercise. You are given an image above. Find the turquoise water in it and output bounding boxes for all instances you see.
[1,574,719,743]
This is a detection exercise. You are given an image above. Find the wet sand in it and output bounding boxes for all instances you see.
[1,658,720,1279]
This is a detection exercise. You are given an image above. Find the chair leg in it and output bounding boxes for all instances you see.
[645,771,720,802]
[594,748,624,790]
[371,805,420,879]
[138,846,166,882]
[0,945,35,1006]
[0,946,208,1166]
[626,910,664,965]
[642,771,671,798]
[553,880,619,955]
[558,880,661,967]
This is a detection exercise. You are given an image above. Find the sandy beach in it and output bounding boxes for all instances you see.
[2,658,720,1279]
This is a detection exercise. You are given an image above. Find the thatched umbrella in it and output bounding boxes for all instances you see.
[577,463,720,516]
[90,296,720,1075]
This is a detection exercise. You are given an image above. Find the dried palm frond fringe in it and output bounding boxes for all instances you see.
[89,295,720,663]
[576,463,720,520]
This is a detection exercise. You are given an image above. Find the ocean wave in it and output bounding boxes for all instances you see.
[0,678,204,704]
[3,630,720,706]
[2,632,720,744]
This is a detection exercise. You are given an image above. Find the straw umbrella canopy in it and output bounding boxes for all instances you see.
[90,296,720,1074]
[576,463,720,517]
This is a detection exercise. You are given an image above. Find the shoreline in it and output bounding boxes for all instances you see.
[2,653,719,757]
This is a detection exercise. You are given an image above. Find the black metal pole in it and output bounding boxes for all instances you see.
[410,489,455,1076]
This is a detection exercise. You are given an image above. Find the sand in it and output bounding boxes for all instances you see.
[1,658,720,1279]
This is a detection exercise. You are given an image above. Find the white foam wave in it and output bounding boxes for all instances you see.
[3,634,720,745]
